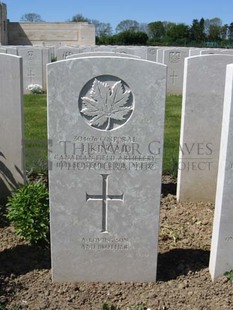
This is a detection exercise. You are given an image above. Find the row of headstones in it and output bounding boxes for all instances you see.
[2,45,233,95]
[1,51,233,282]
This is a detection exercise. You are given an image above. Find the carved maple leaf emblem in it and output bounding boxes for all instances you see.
[81,79,133,130]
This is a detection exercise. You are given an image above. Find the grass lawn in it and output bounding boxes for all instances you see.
[24,94,182,176]
[24,94,47,173]
[163,95,182,175]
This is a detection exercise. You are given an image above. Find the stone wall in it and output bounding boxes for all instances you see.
[7,22,96,46]
[0,2,95,46]
[0,2,8,45]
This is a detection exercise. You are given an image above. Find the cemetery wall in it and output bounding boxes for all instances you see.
[0,3,95,46]
[0,2,7,45]
[7,22,96,46]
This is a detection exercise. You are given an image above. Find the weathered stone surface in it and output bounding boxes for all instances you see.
[163,48,189,95]
[48,56,166,282]
[66,52,140,59]
[0,54,25,201]
[209,63,233,280]
[177,54,233,202]
[18,47,43,93]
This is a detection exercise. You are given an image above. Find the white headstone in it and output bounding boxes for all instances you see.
[201,49,233,55]
[41,47,51,90]
[156,49,164,63]
[177,54,233,202]
[18,47,43,93]
[147,47,158,62]
[189,48,201,56]
[163,49,189,95]
[0,47,6,53]
[114,46,147,59]
[209,63,233,280]
[56,46,81,60]
[66,52,140,59]
[0,54,25,201]
[48,56,166,282]
[6,46,18,55]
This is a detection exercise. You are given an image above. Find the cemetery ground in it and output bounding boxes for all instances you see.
[0,95,232,309]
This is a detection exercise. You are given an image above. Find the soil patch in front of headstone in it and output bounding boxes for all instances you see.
[0,176,232,310]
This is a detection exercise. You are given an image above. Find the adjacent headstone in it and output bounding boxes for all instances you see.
[209,63,233,280]
[18,47,43,93]
[177,54,233,203]
[48,56,166,282]
[189,48,201,56]
[0,54,25,201]
[56,46,81,60]
[0,47,6,53]
[41,47,51,89]
[114,46,147,59]
[163,48,189,95]
[66,52,140,59]
[147,47,159,62]
[6,46,18,55]
[200,49,233,55]
[156,49,164,63]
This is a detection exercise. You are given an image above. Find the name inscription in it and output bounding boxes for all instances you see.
[81,237,130,250]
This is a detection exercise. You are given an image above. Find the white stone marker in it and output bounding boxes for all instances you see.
[163,48,189,95]
[209,63,233,280]
[177,54,233,203]
[66,52,140,59]
[147,47,159,62]
[0,54,25,201]
[18,47,43,93]
[56,46,81,60]
[48,56,166,282]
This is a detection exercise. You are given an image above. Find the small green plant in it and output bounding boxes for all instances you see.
[224,270,233,282]
[6,180,49,245]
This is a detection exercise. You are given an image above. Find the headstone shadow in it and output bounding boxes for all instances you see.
[157,248,210,281]
[161,181,177,196]
[0,244,51,277]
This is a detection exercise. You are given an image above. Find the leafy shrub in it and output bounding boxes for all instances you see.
[6,180,49,245]
[224,270,233,282]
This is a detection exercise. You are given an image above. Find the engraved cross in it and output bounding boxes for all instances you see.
[170,71,178,85]
[27,70,35,84]
[86,174,124,233]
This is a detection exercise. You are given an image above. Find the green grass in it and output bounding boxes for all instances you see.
[23,94,182,176]
[24,94,47,173]
[163,95,182,176]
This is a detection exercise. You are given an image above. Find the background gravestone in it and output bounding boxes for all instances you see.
[147,47,159,62]
[66,52,140,59]
[48,56,166,282]
[18,47,43,93]
[209,63,233,280]
[177,54,233,203]
[163,48,189,95]
[0,54,25,201]
[56,46,81,60]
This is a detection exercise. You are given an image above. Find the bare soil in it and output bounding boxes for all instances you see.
[0,176,232,310]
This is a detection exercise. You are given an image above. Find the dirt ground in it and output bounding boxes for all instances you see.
[0,176,233,310]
